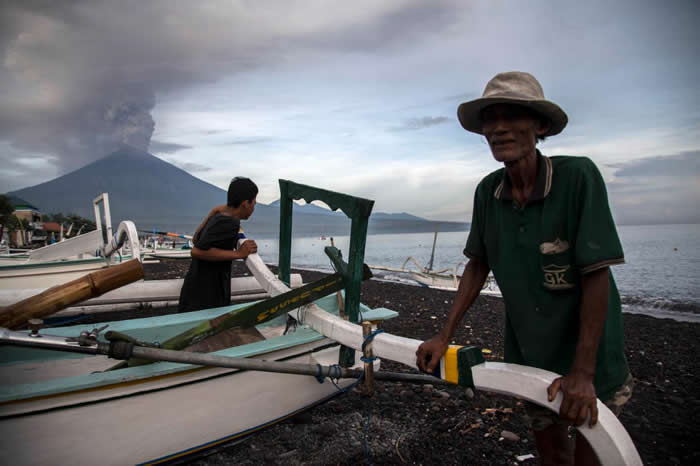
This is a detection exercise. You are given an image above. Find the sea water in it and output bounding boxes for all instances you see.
[254,224,700,323]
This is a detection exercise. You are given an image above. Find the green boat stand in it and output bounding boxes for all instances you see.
[277,179,374,367]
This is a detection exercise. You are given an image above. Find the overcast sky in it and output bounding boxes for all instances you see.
[1,0,698,224]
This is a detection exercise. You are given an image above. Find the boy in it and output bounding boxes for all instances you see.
[178,177,259,313]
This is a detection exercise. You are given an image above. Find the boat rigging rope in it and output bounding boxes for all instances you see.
[360,329,384,363]
[319,366,375,464]
[317,329,383,465]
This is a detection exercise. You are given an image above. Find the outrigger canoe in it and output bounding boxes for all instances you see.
[0,292,396,465]
[0,180,642,465]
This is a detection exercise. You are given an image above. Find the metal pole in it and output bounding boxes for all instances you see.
[362,322,375,396]
[427,225,438,272]
[129,346,449,385]
[0,327,448,385]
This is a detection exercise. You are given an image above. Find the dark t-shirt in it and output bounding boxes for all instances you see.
[178,214,241,313]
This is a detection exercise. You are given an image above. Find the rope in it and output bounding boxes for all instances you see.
[315,363,344,384]
[363,398,374,465]
[316,357,375,464]
[360,329,384,363]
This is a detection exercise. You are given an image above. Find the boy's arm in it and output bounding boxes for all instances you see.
[192,205,227,243]
[191,240,258,261]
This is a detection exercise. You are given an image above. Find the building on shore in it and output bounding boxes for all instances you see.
[5,196,43,247]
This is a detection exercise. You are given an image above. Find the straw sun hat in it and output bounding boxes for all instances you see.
[457,71,568,136]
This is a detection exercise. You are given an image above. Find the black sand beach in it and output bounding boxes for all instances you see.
[142,259,700,465]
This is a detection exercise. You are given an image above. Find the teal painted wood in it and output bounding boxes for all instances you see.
[0,327,327,403]
[280,179,374,220]
[278,181,293,286]
[0,293,397,402]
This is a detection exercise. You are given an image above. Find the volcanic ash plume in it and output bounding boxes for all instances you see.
[101,95,156,153]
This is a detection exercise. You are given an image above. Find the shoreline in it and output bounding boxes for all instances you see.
[248,263,700,324]
[140,259,700,465]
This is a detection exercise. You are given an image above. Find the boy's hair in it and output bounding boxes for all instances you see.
[227,177,258,207]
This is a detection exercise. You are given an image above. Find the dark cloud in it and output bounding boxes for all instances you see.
[222,137,276,146]
[389,116,451,132]
[150,140,193,154]
[606,151,700,225]
[606,151,700,178]
[0,0,461,181]
[301,2,461,53]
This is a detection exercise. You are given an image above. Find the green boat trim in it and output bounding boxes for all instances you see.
[0,293,397,404]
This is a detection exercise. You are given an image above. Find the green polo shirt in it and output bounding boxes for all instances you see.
[465,152,629,400]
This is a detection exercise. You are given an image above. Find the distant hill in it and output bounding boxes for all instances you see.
[9,146,236,233]
[8,146,468,238]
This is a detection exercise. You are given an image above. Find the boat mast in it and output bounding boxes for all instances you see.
[426,224,438,273]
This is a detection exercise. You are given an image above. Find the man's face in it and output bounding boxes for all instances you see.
[481,104,547,163]
[241,198,256,219]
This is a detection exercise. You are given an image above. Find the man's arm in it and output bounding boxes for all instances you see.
[192,205,227,242]
[416,257,490,373]
[191,240,258,261]
[547,266,609,427]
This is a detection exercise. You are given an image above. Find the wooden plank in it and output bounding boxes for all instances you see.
[0,259,144,329]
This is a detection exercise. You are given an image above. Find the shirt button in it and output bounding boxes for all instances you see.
[519,226,525,232]
[535,307,540,312]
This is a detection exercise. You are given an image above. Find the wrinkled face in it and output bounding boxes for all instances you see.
[240,198,256,219]
[481,104,548,164]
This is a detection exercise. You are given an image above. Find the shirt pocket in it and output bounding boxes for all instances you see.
[539,238,577,291]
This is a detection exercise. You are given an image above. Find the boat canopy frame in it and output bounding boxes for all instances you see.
[277,179,374,366]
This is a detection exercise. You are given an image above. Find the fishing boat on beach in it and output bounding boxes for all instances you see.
[369,228,501,295]
[0,193,141,289]
[0,181,641,465]
[141,229,194,260]
[0,274,305,319]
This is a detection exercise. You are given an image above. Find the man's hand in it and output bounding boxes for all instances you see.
[547,369,598,427]
[416,335,449,374]
[238,240,258,257]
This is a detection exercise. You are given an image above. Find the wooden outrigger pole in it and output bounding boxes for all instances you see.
[0,259,144,329]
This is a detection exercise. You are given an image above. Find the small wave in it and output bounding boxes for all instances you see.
[621,295,700,315]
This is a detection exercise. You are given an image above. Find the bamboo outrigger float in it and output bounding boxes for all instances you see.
[0,180,642,465]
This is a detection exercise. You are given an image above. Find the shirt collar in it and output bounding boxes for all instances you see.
[494,150,553,202]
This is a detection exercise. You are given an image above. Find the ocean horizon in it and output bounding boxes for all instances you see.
[248,223,700,323]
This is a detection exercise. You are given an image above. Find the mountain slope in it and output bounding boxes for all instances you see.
[8,146,467,237]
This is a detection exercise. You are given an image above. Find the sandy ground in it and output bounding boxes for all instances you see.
[139,259,700,465]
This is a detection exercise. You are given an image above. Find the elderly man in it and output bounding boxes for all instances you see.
[416,72,632,465]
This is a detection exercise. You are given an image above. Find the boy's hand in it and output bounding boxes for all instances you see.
[239,240,258,257]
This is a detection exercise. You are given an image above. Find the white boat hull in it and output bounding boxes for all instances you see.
[409,271,459,289]
[0,275,304,314]
[0,257,124,290]
[0,343,356,465]
[143,249,193,260]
